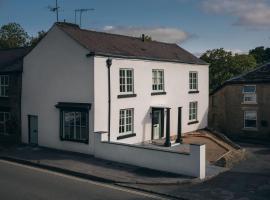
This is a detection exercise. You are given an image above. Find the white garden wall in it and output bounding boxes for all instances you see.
[94,132,205,179]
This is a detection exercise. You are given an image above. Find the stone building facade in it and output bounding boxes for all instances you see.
[209,62,270,141]
[0,48,30,144]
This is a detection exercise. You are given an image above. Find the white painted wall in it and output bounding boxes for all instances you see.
[94,56,209,144]
[94,132,205,179]
[22,25,94,154]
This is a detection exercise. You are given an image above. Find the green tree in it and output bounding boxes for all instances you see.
[29,30,46,47]
[0,23,30,49]
[200,48,257,91]
[249,46,270,64]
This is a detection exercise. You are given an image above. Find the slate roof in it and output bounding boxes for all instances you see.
[0,47,30,72]
[56,22,207,65]
[228,62,270,84]
[211,62,270,95]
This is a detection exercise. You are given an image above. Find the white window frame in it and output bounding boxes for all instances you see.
[119,108,134,135]
[244,110,257,129]
[0,112,10,135]
[242,85,257,104]
[0,75,9,97]
[62,111,88,141]
[189,71,198,91]
[119,68,134,94]
[152,69,165,92]
[189,101,198,121]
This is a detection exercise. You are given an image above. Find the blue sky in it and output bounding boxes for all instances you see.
[0,0,269,55]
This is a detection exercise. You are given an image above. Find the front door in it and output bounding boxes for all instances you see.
[152,109,164,140]
[29,115,38,145]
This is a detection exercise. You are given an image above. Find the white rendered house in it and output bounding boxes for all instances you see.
[22,22,209,155]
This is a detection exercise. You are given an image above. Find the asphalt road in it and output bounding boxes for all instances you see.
[132,143,270,200]
[0,160,168,200]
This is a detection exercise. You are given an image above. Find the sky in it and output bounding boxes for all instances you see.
[0,0,269,56]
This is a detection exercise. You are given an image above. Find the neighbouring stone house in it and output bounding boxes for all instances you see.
[0,47,30,143]
[209,62,270,141]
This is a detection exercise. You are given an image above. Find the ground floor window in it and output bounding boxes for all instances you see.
[189,101,198,121]
[0,112,10,135]
[62,111,88,142]
[119,108,134,135]
[244,111,257,129]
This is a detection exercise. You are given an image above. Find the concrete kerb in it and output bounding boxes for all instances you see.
[0,155,202,185]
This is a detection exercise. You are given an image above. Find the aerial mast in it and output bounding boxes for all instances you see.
[74,8,95,27]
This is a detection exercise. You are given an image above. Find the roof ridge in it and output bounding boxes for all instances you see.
[56,22,178,47]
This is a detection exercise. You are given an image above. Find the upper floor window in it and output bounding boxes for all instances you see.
[189,72,198,91]
[0,112,10,135]
[0,75,9,97]
[244,110,257,129]
[243,85,256,104]
[119,108,134,135]
[189,101,198,121]
[152,69,164,92]
[119,69,134,94]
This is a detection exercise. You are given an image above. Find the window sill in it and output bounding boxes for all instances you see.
[188,120,199,125]
[241,102,257,105]
[242,127,258,131]
[117,133,136,140]
[117,94,137,98]
[188,91,199,94]
[151,91,167,96]
[60,137,89,144]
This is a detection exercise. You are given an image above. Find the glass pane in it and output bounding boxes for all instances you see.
[245,120,256,128]
[81,112,87,126]
[243,86,256,93]
[75,112,81,126]
[81,127,87,140]
[245,111,256,120]
[76,126,81,139]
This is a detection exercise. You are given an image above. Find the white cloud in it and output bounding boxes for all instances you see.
[102,26,190,44]
[202,0,270,28]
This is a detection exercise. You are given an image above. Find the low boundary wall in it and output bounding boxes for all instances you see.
[94,133,205,179]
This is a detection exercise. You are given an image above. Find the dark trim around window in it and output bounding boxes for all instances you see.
[188,91,199,94]
[117,133,136,140]
[188,120,199,125]
[117,94,137,98]
[151,91,167,96]
[56,102,91,144]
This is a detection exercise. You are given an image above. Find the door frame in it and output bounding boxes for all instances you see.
[28,115,38,145]
[151,108,164,140]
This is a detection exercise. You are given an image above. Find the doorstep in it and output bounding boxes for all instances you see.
[0,145,226,185]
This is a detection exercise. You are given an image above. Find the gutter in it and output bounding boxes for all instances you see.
[86,52,208,66]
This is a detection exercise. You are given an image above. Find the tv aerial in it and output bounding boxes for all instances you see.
[74,8,95,27]
[48,0,60,22]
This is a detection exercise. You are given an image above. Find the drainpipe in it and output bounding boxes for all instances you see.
[176,107,183,143]
[106,58,112,142]
[164,108,171,147]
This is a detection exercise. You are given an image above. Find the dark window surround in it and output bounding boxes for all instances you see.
[117,94,137,98]
[55,102,91,144]
[151,91,167,96]
[188,90,199,94]
[117,133,136,140]
[188,120,199,125]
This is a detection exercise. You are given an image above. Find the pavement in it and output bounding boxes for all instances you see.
[120,143,270,200]
[0,159,166,200]
[0,144,225,185]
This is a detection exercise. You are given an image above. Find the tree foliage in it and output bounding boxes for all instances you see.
[29,30,46,47]
[249,46,270,64]
[0,23,30,48]
[200,48,257,91]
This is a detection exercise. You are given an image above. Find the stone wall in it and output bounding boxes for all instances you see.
[209,84,270,140]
